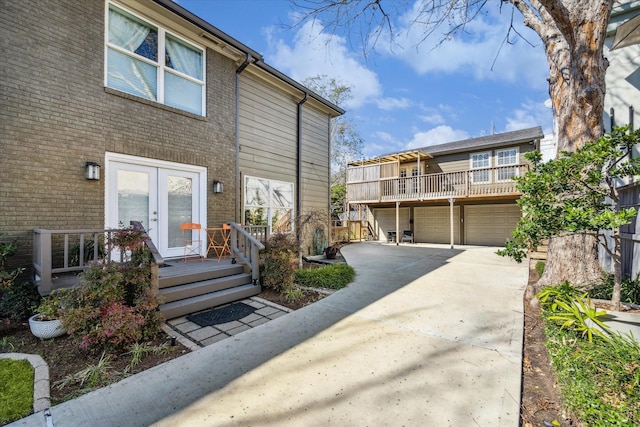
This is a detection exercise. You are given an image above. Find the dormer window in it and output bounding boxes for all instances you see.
[106,4,206,116]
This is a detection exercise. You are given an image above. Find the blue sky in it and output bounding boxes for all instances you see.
[177,0,554,159]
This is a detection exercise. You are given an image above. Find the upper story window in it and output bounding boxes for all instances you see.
[106,4,205,116]
[496,148,519,181]
[470,151,491,184]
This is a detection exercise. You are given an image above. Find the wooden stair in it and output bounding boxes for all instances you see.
[158,262,261,319]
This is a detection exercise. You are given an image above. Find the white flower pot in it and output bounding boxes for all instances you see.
[28,314,66,339]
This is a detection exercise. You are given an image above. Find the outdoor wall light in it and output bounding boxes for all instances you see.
[213,180,224,194]
[85,162,101,180]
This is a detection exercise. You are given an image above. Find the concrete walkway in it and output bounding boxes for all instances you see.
[11,243,527,427]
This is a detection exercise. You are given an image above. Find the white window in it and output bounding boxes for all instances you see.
[106,4,205,116]
[244,176,294,234]
[496,148,519,181]
[470,151,491,184]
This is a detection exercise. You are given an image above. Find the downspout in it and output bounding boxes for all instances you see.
[296,92,309,245]
[235,54,254,223]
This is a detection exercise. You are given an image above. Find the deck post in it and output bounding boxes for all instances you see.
[449,197,455,249]
[33,229,53,295]
[395,201,400,245]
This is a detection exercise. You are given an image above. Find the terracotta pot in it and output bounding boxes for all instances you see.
[28,314,66,339]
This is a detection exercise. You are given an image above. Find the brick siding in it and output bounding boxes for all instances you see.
[0,0,237,270]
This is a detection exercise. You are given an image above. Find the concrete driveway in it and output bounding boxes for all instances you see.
[12,242,527,427]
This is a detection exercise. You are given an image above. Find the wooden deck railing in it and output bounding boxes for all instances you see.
[33,228,120,295]
[346,164,529,203]
[229,222,265,286]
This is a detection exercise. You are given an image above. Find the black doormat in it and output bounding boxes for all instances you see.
[187,302,256,327]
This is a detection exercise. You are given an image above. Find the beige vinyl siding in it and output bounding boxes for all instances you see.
[414,206,461,244]
[371,208,410,241]
[238,73,297,183]
[465,204,521,246]
[422,143,535,175]
[301,105,330,211]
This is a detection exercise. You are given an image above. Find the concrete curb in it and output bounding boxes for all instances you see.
[0,353,50,413]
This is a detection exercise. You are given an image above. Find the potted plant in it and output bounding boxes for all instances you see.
[324,244,341,260]
[28,290,69,339]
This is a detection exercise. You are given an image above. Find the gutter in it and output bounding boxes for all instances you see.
[235,54,256,223]
[296,93,309,242]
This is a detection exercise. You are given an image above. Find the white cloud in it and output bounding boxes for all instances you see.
[418,113,445,125]
[503,100,554,136]
[377,2,548,89]
[266,20,382,109]
[376,97,412,110]
[405,125,469,149]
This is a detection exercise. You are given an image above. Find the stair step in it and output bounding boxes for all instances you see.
[160,273,252,304]
[160,284,261,319]
[159,264,245,288]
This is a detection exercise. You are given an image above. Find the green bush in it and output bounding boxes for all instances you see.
[60,229,163,352]
[294,263,355,290]
[535,260,545,277]
[544,314,640,426]
[0,236,41,321]
[589,275,640,305]
[260,233,298,293]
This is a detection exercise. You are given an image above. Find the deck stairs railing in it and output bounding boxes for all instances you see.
[33,222,266,319]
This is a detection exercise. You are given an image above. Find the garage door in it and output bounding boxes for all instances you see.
[465,204,521,246]
[372,208,410,241]
[414,206,460,244]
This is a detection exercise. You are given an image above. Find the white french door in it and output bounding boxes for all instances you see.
[107,155,206,259]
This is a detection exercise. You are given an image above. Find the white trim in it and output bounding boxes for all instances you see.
[104,152,208,232]
[105,1,206,116]
[243,175,295,234]
[495,147,519,182]
[470,151,491,184]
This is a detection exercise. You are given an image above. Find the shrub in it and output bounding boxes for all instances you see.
[260,233,298,293]
[535,261,545,277]
[0,236,41,321]
[60,228,163,352]
[544,314,640,425]
[294,263,355,290]
[589,274,640,305]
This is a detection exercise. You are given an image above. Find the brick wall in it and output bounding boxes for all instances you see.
[0,0,237,270]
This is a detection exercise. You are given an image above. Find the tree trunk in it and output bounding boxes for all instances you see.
[516,0,613,289]
[536,233,602,292]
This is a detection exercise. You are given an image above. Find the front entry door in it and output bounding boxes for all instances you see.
[108,161,202,259]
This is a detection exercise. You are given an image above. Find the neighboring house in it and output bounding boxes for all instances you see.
[603,1,640,277]
[1,1,342,293]
[604,0,640,135]
[346,127,544,247]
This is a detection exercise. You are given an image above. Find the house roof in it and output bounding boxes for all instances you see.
[348,150,432,167]
[349,126,544,166]
[151,0,345,116]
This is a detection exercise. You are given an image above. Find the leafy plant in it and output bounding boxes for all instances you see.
[126,342,170,370]
[260,233,298,293]
[283,286,305,302]
[536,282,584,312]
[544,315,640,425]
[54,352,114,390]
[60,227,163,352]
[535,261,545,278]
[590,274,640,305]
[547,296,610,342]
[0,236,40,321]
[35,289,71,321]
[294,263,355,290]
[498,127,640,308]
